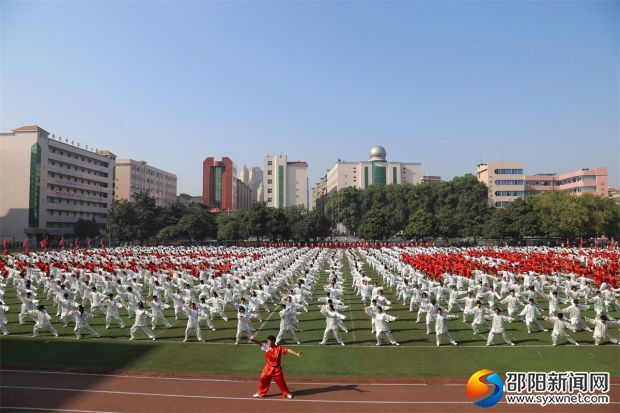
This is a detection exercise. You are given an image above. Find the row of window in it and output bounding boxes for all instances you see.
[49,158,109,178]
[49,147,109,168]
[495,191,524,197]
[495,201,512,207]
[48,184,109,198]
[46,196,108,209]
[49,172,109,188]
[525,180,554,187]
[495,180,524,185]
[47,209,107,219]
[494,169,523,175]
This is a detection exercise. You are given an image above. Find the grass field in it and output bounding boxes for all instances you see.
[1,251,619,378]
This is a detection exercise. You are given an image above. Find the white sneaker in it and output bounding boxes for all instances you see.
[510,342,515,346]
[183,339,188,342]
[252,393,262,398]
[394,343,400,346]
[151,337,156,341]
[340,342,345,346]
[574,342,580,346]
[129,337,135,341]
[286,394,293,399]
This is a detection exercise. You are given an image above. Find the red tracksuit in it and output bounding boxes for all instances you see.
[257,344,291,397]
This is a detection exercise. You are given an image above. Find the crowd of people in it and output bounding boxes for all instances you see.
[0,245,618,347]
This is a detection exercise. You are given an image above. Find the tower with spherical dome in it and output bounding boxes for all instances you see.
[369,145,387,162]
[312,145,426,212]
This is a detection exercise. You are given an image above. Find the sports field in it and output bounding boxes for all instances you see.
[1,251,619,379]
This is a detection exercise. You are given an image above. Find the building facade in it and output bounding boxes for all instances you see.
[0,125,115,241]
[310,145,422,210]
[177,193,202,207]
[239,165,264,203]
[263,155,309,209]
[476,162,525,208]
[115,159,177,206]
[202,157,252,212]
[524,168,608,197]
[477,162,609,208]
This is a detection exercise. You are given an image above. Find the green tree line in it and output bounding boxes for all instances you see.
[106,177,620,243]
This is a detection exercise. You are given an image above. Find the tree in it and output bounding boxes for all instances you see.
[304,209,330,240]
[403,209,435,239]
[357,209,390,240]
[74,219,100,239]
[107,199,137,242]
[132,192,160,240]
[217,214,242,240]
[175,205,217,241]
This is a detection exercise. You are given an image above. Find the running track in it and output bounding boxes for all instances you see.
[0,369,618,412]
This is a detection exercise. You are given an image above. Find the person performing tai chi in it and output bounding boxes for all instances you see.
[250,334,302,399]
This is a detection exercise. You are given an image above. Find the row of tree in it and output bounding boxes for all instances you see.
[106,175,620,243]
[107,193,330,242]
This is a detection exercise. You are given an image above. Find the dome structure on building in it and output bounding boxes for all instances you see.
[369,145,387,162]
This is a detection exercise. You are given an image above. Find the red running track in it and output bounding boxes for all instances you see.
[0,369,618,413]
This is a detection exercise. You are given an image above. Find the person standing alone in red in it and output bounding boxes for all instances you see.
[251,334,302,399]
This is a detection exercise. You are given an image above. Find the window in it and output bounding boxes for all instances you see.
[267,170,272,175]
[495,180,524,185]
[495,191,524,197]
[268,161,273,166]
[267,189,272,194]
[494,168,523,175]
[268,179,272,184]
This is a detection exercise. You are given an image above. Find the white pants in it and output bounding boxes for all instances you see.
[106,314,125,328]
[594,334,618,346]
[552,331,576,345]
[487,331,512,345]
[321,327,344,344]
[472,320,489,334]
[185,326,203,341]
[236,326,252,343]
[130,324,154,339]
[151,313,171,329]
[276,327,299,344]
[376,330,397,345]
[525,319,544,333]
[75,325,99,339]
[436,331,456,346]
[33,322,58,337]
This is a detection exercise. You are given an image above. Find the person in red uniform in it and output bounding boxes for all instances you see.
[250,334,302,399]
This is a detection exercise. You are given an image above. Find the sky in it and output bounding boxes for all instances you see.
[1,0,618,195]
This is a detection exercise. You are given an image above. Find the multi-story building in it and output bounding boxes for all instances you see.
[239,165,264,203]
[421,175,442,184]
[202,157,253,212]
[177,193,202,207]
[477,162,609,208]
[0,125,115,241]
[114,159,177,206]
[525,168,608,197]
[311,177,328,211]
[326,145,422,192]
[476,162,525,208]
[263,155,309,209]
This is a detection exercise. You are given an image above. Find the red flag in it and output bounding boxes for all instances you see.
[40,239,47,251]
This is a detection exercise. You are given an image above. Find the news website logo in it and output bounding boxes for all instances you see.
[467,369,504,408]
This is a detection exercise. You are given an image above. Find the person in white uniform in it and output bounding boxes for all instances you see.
[485,308,515,346]
[183,303,204,343]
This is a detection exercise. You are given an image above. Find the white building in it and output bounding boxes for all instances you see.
[115,159,177,206]
[263,155,308,209]
[327,145,421,192]
[0,125,115,241]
